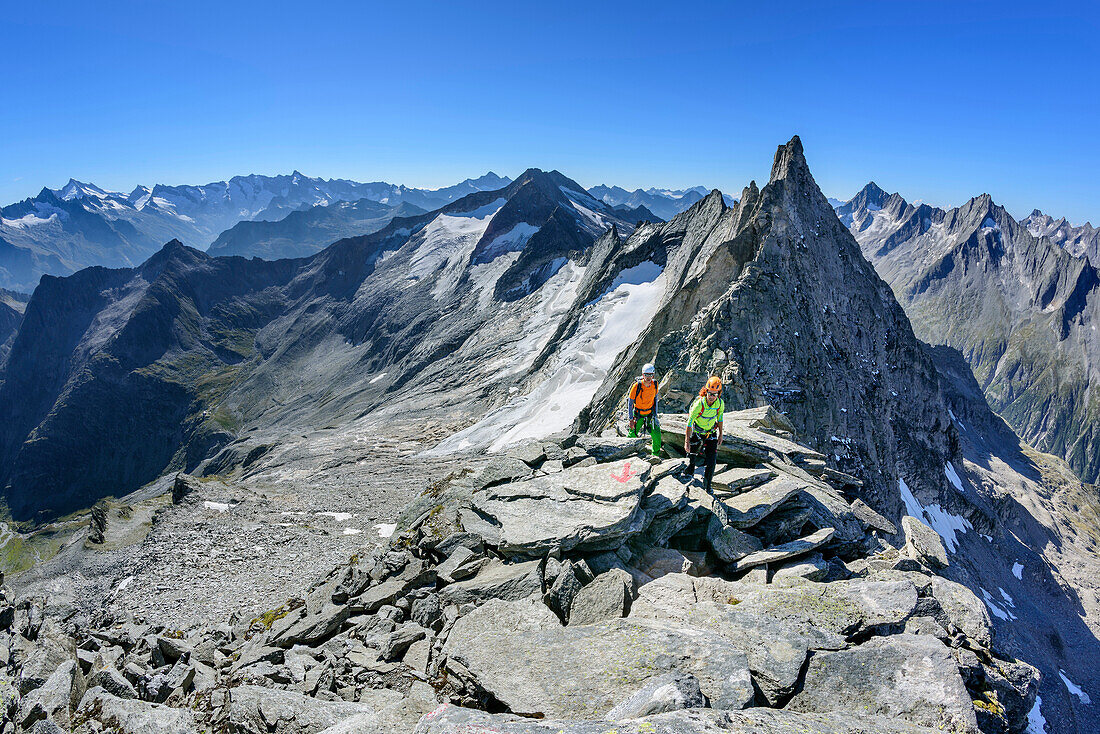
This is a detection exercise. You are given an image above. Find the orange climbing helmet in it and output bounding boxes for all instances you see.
[699,376,723,397]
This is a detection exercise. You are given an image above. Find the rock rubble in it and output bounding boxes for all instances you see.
[0,407,1038,733]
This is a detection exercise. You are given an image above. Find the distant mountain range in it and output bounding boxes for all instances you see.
[0,172,514,291]
[0,171,721,290]
[1019,208,1099,262]
[589,185,738,220]
[835,182,1100,484]
[207,200,429,260]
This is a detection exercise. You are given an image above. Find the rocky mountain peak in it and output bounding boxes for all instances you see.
[141,238,204,272]
[580,139,958,533]
[33,187,62,205]
[859,181,889,202]
[768,135,808,183]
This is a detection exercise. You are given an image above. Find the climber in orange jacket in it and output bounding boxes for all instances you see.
[627,363,661,457]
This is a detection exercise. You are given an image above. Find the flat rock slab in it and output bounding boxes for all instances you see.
[630,574,920,705]
[724,405,796,434]
[770,553,828,586]
[797,483,867,550]
[657,415,771,464]
[711,467,776,492]
[227,684,377,734]
[731,527,835,571]
[722,476,805,528]
[573,435,650,462]
[723,423,825,461]
[930,577,991,648]
[443,598,754,718]
[850,498,895,534]
[634,471,693,543]
[438,559,542,608]
[788,634,979,734]
[635,548,700,578]
[462,459,654,557]
[468,456,533,490]
[903,516,949,569]
[76,687,199,734]
[319,682,439,734]
[568,569,630,625]
[706,517,763,563]
[414,704,941,733]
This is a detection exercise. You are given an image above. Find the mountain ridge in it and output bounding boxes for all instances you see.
[836,182,1100,486]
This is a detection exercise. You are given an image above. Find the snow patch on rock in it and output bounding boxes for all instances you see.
[1025,695,1046,733]
[898,478,972,552]
[1059,671,1091,704]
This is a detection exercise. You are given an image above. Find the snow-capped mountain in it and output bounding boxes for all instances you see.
[588,184,737,220]
[1020,209,1100,262]
[0,172,513,292]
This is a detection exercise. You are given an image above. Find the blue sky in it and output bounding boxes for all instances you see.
[3,1,1098,223]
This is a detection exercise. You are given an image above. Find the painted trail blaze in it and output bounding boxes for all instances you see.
[611,461,637,483]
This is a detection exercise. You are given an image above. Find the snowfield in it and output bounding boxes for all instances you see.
[429,262,668,455]
[403,199,506,299]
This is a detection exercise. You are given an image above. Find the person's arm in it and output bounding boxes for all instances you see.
[716,400,724,443]
[686,398,701,453]
[627,384,636,426]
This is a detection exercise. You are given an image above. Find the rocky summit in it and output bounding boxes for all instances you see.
[0,138,1097,733]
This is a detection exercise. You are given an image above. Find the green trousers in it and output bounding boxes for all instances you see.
[629,413,662,456]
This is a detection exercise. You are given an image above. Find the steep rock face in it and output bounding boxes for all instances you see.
[582,138,958,527]
[0,288,27,363]
[839,183,1100,484]
[928,343,1100,733]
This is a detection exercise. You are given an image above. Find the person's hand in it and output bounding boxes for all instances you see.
[629,419,636,430]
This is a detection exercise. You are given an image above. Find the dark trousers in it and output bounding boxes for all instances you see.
[687,434,719,492]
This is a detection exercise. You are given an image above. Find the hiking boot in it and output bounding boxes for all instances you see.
[646,454,662,465]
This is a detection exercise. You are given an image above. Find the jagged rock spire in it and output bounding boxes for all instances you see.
[769,135,808,182]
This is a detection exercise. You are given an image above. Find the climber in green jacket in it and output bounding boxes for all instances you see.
[682,375,725,495]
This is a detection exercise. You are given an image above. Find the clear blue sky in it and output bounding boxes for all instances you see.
[3,1,1098,223]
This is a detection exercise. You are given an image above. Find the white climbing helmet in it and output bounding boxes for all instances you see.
[642,363,656,375]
